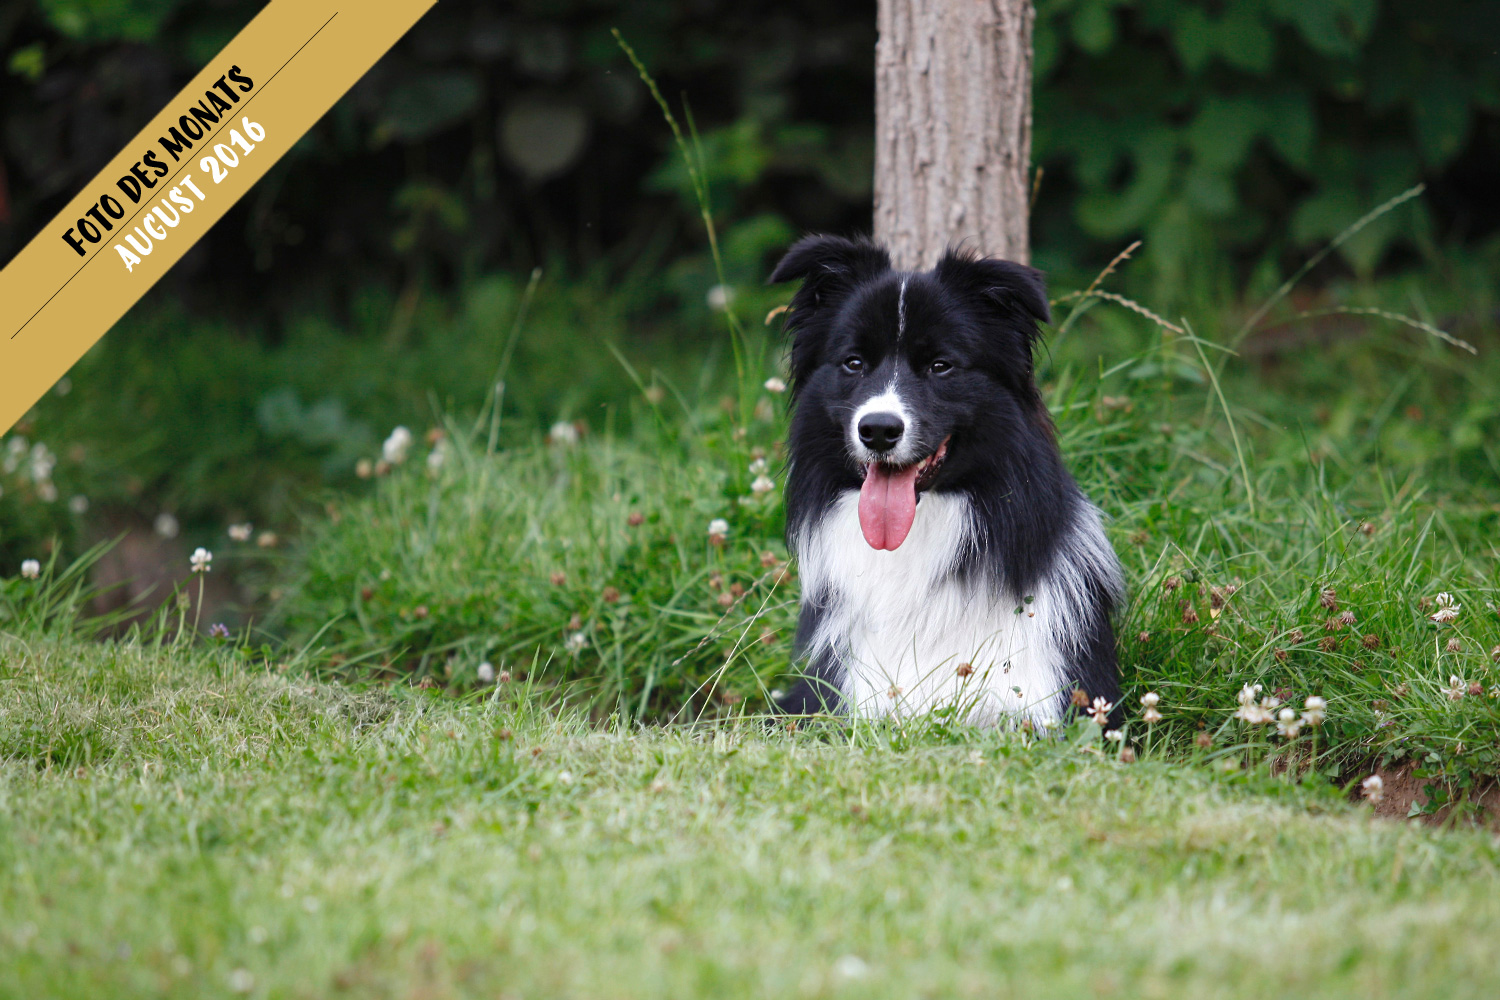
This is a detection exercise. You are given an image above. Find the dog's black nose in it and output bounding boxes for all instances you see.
[857,412,905,452]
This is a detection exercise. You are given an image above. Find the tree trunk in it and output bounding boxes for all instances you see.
[873,0,1035,270]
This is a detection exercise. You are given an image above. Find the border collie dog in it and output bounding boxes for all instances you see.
[768,235,1123,727]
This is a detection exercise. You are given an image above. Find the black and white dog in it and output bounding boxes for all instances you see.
[768,235,1122,727]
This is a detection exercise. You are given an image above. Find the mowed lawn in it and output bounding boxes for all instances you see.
[3,633,1500,999]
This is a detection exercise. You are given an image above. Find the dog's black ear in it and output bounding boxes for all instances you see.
[768,235,891,310]
[933,248,1051,331]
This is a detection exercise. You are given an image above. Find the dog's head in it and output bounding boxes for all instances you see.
[769,234,1052,551]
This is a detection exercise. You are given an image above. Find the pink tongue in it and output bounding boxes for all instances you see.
[858,463,921,550]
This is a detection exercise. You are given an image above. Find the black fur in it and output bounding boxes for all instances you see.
[768,234,1121,721]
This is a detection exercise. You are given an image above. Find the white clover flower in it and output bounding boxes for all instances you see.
[1430,592,1461,624]
[750,474,775,495]
[1302,695,1327,726]
[228,523,253,542]
[36,481,57,503]
[382,426,413,464]
[28,443,56,482]
[1361,774,1384,804]
[1141,691,1160,708]
[1104,729,1124,743]
[764,377,787,394]
[1088,697,1113,725]
[68,495,89,515]
[1236,683,1262,708]
[355,458,374,479]
[1443,675,1466,701]
[706,284,734,312]
[565,631,588,653]
[748,457,769,476]
[832,955,869,980]
[548,421,579,446]
[477,662,496,684]
[426,440,448,473]
[190,547,213,573]
[1276,707,1302,739]
[707,518,729,538]
[2,435,26,473]
[20,559,41,580]
[557,770,574,785]
[1142,707,1163,724]
[154,512,180,539]
[1233,695,1275,725]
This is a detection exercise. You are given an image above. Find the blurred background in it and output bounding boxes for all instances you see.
[1,0,1498,618]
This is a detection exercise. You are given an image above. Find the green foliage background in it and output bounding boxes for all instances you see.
[3,0,1498,305]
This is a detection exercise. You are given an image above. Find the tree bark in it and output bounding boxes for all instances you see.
[873,0,1035,270]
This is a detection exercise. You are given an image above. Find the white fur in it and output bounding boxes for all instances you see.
[897,277,908,340]
[794,490,1119,727]
[849,380,924,466]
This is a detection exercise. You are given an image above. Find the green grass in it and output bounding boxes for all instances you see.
[6,630,1500,998]
[261,294,1500,813]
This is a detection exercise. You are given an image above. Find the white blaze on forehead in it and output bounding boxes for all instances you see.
[896,277,908,341]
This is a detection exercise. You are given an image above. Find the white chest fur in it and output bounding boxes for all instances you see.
[794,490,1090,726]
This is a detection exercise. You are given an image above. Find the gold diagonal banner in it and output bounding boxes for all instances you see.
[0,0,435,437]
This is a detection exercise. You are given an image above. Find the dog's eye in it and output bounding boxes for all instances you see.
[929,359,953,375]
[841,356,865,374]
